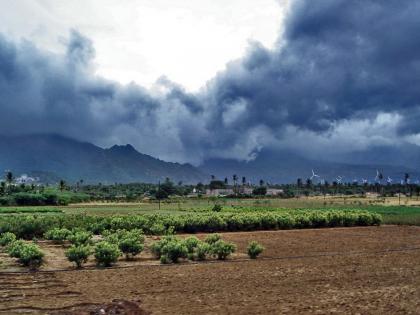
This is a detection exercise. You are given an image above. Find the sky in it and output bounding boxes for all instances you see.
[0,0,287,91]
[1,0,420,165]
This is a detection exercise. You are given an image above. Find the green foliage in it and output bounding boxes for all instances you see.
[118,237,144,260]
[0,232,16,246]
[210,240,236,260]
[151,236,188,263]
[65,245,91,268]
[212,204,222,212]
[44,228,72,243]
[0,210,382,239]
[7,240,26,258]
[195,242,211,261]
[7,241,44,269]
[247,241,264,259]
[94,241,121,267]
[205,233,221,245]
[67,230,92,246]
[252,186,267,196]
[184,236,200,253]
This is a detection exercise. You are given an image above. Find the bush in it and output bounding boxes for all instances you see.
[65,245,91,268]
[118,237,144,260]
[210,240,236,260]
[44,228,72,244]
[212,204,222,212]
[247,241,264,259]
[7,240,26,258]
[67,230,92,246]
[151,236,188,263]
[94,241,121,267]
[195,242,211,261]
[0,232,16,246]
[184,236,200,254]
[161,239,188,263]
[205,233,221,245]
[7,241,44,269]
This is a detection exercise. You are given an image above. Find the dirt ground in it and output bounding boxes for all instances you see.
[1,225,420,314]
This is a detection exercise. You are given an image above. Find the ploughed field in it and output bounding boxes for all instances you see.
[1,225,420,314]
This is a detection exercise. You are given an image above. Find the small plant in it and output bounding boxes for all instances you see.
[118,237,144,260]
[44,228,72,244]
[160,254,171,264]
[210,240,236,260]
[7,240,26,258]
[150,235,176,259]
[212,204,222,212]
[161,240,188,263]
[0,232,16,246]
[205,233,221,245]
[65,245,91,268]
[195,242,211,261]
[247,241,264,259]
[184,236,200,254]
[7,241,44,269]
[67,230,92,246]
[94,241,121,267]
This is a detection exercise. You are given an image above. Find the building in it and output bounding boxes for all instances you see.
[266,188,284,196]
[206,188,234,197]
[15,174,38,185]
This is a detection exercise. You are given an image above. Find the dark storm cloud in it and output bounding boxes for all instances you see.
[1,0,420,163]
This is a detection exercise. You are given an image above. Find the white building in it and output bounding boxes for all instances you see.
[15,174,38,185]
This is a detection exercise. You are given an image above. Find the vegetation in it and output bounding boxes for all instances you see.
[65,245,91,268]
[210,240,236,260]
[67,230,92,246]
[0,232,16,246]
[94,241,121,267]
[247,241,264,259]
[6,241,44,269]
[44,228,72,244]
[0,210,382,239]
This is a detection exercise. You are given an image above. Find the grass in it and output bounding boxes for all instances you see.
[0,207,63,214]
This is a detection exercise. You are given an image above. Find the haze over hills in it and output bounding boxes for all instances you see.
[0,134,419,185]
[0,134,206,184]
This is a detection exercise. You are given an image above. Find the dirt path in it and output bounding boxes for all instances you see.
[1,226,420,314]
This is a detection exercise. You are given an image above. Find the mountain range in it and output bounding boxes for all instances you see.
[0,134,419,184]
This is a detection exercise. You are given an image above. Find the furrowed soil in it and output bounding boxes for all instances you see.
[1,226,420,314]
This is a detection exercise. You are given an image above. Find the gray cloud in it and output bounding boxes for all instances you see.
[1,1,420,164]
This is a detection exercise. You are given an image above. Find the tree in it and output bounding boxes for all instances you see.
[211,175,215,181]
[297,178,302,187]
[233,174,238,185]
[59,180,66,192]
[242,177,246,186]
[259,179,265,187]
[5,171,13,185]
[224,177,228,185]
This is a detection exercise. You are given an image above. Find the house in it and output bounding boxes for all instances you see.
[15,174,38,185]
[266,188,284,196]
[206,188,234,197]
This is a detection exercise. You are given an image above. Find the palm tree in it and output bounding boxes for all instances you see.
[5,171,13,185]
[259,179,264,187]
[224,177,228,185]
[242,176,246,186]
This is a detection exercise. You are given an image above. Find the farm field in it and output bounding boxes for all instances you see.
[1,225,420,314]
[2,196,420,225]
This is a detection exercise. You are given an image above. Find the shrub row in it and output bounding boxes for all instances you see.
[0,210,382,239]
[0,234,44,270]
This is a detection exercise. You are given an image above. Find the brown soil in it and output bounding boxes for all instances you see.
[1,225,420,314]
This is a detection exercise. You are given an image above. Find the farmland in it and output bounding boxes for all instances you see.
[1,226,420,314]
[1,197,420,314]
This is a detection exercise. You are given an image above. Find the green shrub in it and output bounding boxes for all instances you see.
[94,241,121,267]
[160,254,171,264]
[210,240,236,260]
[118,237,144,260]
[195,242,211,261]
[247,241,264,259]
[160,239,188,263]
[44,228,72,244]
[67,230,92,246]
[150,235,176,259]
[65,245,91,268]
[184,236,200,254]
[7,240,26,258]
[7,241,44,269]
[0,232,16,246]
[205,233,221,245]
[212,204,222,212]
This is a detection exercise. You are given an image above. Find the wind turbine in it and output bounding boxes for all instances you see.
[336,176,344,184]
[375,169,383,183]
[310,169,320,181]
[362,178,368,184]
[387,176,393,184]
